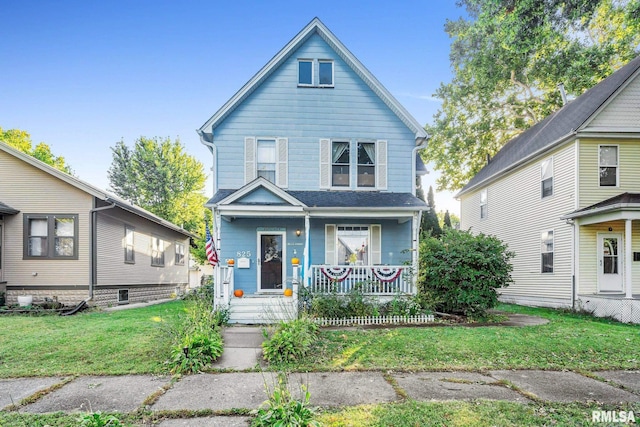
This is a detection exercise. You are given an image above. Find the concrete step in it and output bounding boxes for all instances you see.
[228,295,297,324]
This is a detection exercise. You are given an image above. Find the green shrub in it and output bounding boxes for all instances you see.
[78,412,122,427]
[262,318,319,364]
[380,294,427,317]
[252,373,319,427]
[308,289,348,319]
[345,284,378,317]
[418,228,515,317]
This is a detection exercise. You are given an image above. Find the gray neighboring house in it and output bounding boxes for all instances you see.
[0,141,195,307]
[458,55,640,323]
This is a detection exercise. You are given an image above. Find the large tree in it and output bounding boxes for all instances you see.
[425,0,640,191]
[1,127,73,174]
[108,137,209,262]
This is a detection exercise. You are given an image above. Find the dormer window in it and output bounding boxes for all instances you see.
[298,59,333,87]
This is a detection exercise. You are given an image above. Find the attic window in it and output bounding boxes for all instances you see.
[298,60,313,86]
[298,59,333,87]
[319,60,333,86]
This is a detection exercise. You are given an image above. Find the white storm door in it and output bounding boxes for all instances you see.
[257,232,285,292]
[598,233,623,292]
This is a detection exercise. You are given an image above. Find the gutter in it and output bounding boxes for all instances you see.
[412,136,429,196]
[89,201,117,298]
[198,130,218,194]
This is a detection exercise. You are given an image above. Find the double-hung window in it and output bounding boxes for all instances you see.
[124,225,135,264]
[480,189,488,219]
[151,236,164,267]
[175,242,185,265]
[298,59,313,86]
[332,141,350,187]
[599,145,618,186]
[257,139,276,183]
[318,60,334,86]
[357,142,375,187]
[24,214,78,259]
[325,224,382,265]
[541,158,553,198]
[541,230,554,273]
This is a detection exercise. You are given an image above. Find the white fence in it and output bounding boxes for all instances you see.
[314,314,434,327]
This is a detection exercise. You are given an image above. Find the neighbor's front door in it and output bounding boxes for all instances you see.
[257,232,285,292]
[598,233,623,292]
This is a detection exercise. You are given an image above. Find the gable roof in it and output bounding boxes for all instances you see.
[197,17,427,142]
[0,142,195,238]
[458,55,640,197]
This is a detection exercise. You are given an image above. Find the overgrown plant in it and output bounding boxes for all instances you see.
[166,292,225,374]
[418,228,515,317]
[78,411,122,427]
[252,373,319,427]
[262,318,319,364]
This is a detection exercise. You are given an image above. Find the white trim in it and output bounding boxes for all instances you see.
[319,138,331,189]
[597,232,624,292]
[325,224,336,264]
[297,58,314,87]
[540,156,553,199]
[218,177,306,207]
[318,59,334,87]
[625,219,633,298]
[257,230,286,293]
[276,137,288,188]
[541,229,554,274]
[598,144,619,188]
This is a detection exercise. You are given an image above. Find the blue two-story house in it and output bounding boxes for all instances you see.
[198,18,428,323]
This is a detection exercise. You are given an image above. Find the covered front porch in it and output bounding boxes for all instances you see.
[563,193,640,323]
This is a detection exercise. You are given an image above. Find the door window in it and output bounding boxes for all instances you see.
[260,234,283,290]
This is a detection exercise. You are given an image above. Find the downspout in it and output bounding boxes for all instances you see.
[89,200,117,299]
[198,130,218,194]
[412,136,429,196]
[565,218,576,310]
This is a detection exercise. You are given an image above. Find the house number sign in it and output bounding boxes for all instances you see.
[237,251,252,258]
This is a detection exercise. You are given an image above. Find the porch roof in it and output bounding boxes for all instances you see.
[207,189,428,209]
[0,201,19,215]
[562,192,640,222]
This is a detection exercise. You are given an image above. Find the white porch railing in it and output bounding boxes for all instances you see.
[215,265,234,307]
[310,265,413,295]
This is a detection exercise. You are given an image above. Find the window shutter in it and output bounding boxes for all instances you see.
[244,137,256,184]
[325,224,336,264]
[370,224,382,264]
[319,138,331,189]
[376,140,387,190]
[276,137,288,188]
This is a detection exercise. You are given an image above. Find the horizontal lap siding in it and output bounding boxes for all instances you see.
[460,143,576,301]
[96,210,189,286]
[0,151,91,287]
[213,34,416,193]
[578,138,640,208]
[587,75,640,128]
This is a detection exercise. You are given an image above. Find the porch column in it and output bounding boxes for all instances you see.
[303,213,311,286]
[625,219,633,299]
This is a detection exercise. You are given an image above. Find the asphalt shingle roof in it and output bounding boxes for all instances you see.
[459,55,640,196]
[0,201,19,215]
[207,189,427,209]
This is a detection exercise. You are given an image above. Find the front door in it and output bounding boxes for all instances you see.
[258,232,285,292]
[598,233,623,292]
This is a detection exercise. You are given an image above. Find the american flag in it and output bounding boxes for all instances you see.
[205,223,219,267]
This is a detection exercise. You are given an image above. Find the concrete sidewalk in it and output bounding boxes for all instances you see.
[1,321,638,426]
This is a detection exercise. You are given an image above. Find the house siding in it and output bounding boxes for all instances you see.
[460,143,577,305]
[586,74,640,128]
[578,138,640,208]
[0,150,92,291]
[96,209,189,286]
[211,33,416,193]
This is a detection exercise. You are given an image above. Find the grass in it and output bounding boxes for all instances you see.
[1,301,639,426]
[0,300,185,378]
[278,303,640,372]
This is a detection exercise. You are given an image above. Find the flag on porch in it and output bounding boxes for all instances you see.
[205,223,219,267]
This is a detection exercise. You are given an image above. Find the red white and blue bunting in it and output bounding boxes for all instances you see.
[371,267,403,283]
[320,267,352,282]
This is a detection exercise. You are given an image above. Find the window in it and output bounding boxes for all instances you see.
[357,142,375,187]
[151,236,164,267]
[337,226,369,265]
[541,230,554,273]
[298,59,333,87]
[124,226,135,264]
[541,158,553,198]
[599,145,618,186]
[23,214,78,259]
[319,60,334,86]
[257,139,276,183]
[480,189,487,219]
[332,141,350,187]
[118,289,129,304]
[298,60,313,85]
[175,242,185,265]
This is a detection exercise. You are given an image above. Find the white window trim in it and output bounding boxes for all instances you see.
[321,139,387,191]
[598,144,619,187]
[480,189,488,219]
[151,236,165,267]
[175,241,185,266]
[298,59,314,87]
[325,224,382,265]
[541,157,553,198]
[318,59,334,87]
[331,140,351,189]
[541,230,554,274]
[245,136,288,187]
[124,225,135,264]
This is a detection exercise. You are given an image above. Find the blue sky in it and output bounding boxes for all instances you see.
[1,0,466,214]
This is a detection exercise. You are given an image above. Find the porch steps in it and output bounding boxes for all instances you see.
[228,295,297,324]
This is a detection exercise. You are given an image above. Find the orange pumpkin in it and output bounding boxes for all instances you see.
[283,288,294,297]
[227,259,235,266]
[233,289,244,298]
[291,257,300,265]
